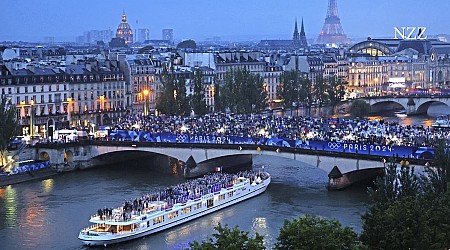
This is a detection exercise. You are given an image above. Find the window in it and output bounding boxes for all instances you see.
[153,216,164,225]
[194,203,202,210]
[207,198,214,208]
[218,194,225,201]
[181,207,192,215]
[168,211,179,220]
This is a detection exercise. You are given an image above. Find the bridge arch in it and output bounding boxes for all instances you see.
[370,100,406,113]
[39,151,50,161]
[64,150,74,164]
[416,100,450,114]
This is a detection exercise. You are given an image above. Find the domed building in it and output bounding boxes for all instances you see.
[116,12,133,44]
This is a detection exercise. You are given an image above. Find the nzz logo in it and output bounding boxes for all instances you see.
[327,142,341,150]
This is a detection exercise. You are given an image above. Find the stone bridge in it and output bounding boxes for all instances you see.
[34,141,428,176]
[364,95,450,115]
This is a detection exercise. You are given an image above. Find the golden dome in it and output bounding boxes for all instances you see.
[116,12,133,44]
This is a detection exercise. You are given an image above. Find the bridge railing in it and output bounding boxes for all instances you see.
[35,132,435,164]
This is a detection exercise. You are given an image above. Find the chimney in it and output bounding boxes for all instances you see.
[27,64,36,73]
[86,62,92,72]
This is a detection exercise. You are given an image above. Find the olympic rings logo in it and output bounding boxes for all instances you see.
[176,134,188,142]
[327,142,341,150]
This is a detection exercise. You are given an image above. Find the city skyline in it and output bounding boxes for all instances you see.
[1,0,450,42]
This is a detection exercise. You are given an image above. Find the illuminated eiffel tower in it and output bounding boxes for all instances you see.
[317,0,350,44]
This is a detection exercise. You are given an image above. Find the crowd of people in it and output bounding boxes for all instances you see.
[108,113,450,147]
[95,170,269,222]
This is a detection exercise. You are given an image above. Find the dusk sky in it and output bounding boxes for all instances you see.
[1,0,450,42]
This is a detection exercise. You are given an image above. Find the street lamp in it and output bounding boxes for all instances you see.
[30,99,35,137]
[99,95,105,111]
[143,89,149,116]
[66,97,73,128]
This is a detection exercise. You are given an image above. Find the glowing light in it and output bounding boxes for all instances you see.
[42,179,54,193]
[258,128,266,136]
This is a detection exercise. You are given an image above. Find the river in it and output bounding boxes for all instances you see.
[0,155,369,250]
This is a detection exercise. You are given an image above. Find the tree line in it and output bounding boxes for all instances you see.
[156,68,348,116]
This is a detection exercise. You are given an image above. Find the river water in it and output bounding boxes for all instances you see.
[1,103,448,250]
[0,155,369,250]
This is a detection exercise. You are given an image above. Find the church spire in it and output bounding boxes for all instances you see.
[300,18,308,47]
[122,10,127,23]
[293,17,300,48]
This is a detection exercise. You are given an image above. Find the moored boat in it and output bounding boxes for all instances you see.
[431,115,450,128]
[78,170,271,246]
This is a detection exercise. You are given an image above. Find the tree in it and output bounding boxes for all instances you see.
[349,100,371,118]
[312,75,330,109]
[221,68,267,114]
[277,70,299,113]
[274,214,361,250]
[327,76,347,115]
[175,76,190,116]
[422,140,450,193]
[0,95,19,170]
[213,81,226,112]
[156,66,177,115]
[367,158,421,205]
[361,151,450,249]
[277,71,311,116]
[188,223,265,250]
[361,195,450,249]
[191,69,208,116]
[177,39,197,49]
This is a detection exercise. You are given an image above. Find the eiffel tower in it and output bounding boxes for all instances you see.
[317,0,350,44]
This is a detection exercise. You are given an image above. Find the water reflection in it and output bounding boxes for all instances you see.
[253,217,268,229]
[41,179,54,193]
[2,186,17,227]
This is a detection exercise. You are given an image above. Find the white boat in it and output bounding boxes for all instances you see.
[432,115,450,128]
[78,171,271,246]
[394,110,407,118]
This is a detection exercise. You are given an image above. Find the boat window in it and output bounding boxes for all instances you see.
[218,194,226,201]
[194,203,202,210]
[207,198,214,208]
[153,216,164,225]
[181,206,192,215]
[228,191,234,198]
[168,211,179,220]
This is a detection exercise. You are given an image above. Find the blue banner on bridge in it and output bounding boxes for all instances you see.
[108,131,435,160]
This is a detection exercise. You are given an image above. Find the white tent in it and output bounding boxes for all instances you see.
[388,83,406,88]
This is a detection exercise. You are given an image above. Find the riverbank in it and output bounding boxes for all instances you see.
[0,167,58,187]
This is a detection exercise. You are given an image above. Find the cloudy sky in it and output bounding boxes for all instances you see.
[1,0,449,42]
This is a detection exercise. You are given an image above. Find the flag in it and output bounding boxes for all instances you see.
[215,166,221,172]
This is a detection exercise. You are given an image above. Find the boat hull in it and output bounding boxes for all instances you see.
[79,176,270,246]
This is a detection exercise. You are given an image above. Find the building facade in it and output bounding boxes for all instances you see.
[0,58,128,137]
